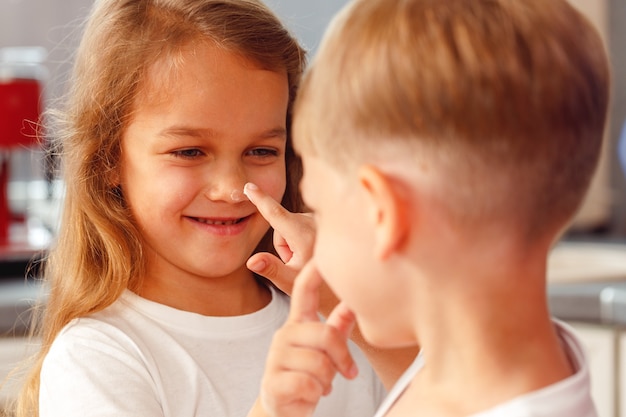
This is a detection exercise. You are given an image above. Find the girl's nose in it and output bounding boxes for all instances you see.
[203,163,248,203]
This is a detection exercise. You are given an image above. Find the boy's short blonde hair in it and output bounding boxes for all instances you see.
[294,0,610,238]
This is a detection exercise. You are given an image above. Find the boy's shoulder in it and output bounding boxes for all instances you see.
[473,320,596,417]
[376,320,596,417]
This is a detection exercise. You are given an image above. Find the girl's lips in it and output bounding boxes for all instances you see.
[185,214,253,235]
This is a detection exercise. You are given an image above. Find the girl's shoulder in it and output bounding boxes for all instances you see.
[47,296,146,362]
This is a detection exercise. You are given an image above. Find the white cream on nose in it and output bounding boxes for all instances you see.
[230,188,247,202]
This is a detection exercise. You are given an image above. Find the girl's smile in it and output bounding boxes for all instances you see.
[185,214,253,236]
[190,216,248,226]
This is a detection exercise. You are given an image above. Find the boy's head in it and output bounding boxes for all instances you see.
[294,0,610,241]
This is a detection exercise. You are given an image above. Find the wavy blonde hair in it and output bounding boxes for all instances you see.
[14,1,305,415]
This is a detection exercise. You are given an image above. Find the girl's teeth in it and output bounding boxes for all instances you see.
[197,218,238,225]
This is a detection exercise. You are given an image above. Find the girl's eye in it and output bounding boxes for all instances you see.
[172,148,204,159]
[247,148,279,158]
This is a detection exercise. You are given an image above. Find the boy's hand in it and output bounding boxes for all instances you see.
[259,262,358,417]
[244,183,418,391]
[244,182,315,295]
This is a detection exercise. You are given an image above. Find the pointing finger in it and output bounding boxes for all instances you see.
[288,262,324,323]
[285,263,359,380]
[244,182,295,236]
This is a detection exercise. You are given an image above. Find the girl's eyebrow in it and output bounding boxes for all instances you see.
[158,126,287,140]
[158,126,216,139]
[260,127,288,140]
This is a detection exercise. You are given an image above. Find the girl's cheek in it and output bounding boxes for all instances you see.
[254,168,287,200]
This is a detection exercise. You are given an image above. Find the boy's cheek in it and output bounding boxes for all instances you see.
[314,235,351,289]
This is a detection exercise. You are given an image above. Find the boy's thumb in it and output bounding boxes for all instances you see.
[247,252,297,295]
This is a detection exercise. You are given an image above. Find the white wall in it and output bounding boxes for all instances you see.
[0,0,93,104]
[0,0,349,104]
[565,0,612,231]
[263,0,348,56]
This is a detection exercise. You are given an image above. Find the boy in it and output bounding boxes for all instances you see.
[247,0,610,416]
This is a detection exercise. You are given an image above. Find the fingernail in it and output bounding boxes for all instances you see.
[243,182,258,197]
[248,258,266,272]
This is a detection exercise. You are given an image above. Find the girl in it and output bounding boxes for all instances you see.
[14,1,389,416]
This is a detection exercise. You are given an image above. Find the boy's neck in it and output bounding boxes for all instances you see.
[398,241,573,416]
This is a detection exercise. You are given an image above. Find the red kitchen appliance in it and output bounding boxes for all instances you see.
[0,48,45,243]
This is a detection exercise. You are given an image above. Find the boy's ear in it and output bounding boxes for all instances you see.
[358,165,409,260]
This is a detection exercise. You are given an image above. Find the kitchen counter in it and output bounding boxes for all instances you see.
[0,278,45,336]
[548,241,626,326]
[3,240,626,335]
[0,222,46,336]
[549,280,626,325]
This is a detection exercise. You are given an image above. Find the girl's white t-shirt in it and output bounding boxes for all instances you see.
[373,320,597,417]
[39,287,386,417]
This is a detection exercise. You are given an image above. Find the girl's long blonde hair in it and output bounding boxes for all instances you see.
[15,1,305,415]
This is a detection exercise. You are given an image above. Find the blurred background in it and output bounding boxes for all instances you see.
[1,0,625,241]
[0,1,625,417]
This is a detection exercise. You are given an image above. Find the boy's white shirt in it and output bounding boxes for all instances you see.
[39,286,386,417]
[373,319,597,417]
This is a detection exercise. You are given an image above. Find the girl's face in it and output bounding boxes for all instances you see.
[119,42,289,301]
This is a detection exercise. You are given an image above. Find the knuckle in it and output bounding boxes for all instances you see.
[312,353,336,382]
[320,326,351,365]
[320,325,339,346]
[294,375,324,399]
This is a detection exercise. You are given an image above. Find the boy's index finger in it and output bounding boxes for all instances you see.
[243,182,291,232]
[288,262,323,323]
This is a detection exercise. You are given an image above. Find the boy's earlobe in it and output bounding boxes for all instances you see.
[358,165,409,260]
